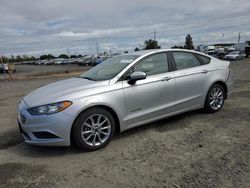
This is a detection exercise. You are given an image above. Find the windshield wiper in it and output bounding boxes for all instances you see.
[80,76,96,81]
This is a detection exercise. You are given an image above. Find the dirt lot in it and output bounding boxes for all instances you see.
[0,60,249,188]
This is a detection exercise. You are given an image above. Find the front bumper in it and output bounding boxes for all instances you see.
[226,69,234,97]
[17,100,72,146]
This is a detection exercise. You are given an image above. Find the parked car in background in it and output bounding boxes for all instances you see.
[225,47,236,55]
[18,49,234,151]
[78,56,95,66]
[207,46,216,55]
[92,57,103,66]
[43,60,54,65]
[54,59,67,65]
[245,46,250,58]
[215,48,225,60]
[224,51,246,60]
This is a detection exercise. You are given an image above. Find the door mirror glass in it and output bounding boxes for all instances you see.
[128,71,146,85]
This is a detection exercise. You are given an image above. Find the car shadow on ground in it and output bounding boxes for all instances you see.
[6,109,205,157]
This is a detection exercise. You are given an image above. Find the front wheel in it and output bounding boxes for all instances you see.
[204,84,225,113]
[72,108,116,151]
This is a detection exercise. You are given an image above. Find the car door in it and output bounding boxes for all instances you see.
[121,52,175,129]
[171,51,211,111]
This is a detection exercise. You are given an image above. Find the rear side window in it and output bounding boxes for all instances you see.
[173,52,200,70]
[196,54,211,65]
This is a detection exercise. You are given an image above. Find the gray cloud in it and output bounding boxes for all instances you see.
[0,0,250,55]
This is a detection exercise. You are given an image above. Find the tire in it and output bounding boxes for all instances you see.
[204,84,225,113]
[72,107,116,151]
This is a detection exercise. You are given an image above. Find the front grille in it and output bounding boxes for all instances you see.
[20,114,27,124]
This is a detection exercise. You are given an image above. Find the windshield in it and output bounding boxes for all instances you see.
[80,55,139,81]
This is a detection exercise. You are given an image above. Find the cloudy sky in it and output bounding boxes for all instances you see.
[0,0,250,56]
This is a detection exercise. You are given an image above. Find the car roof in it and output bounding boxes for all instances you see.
[127,48,211,58]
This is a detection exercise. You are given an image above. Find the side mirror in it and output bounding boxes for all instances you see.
[128,71,146,85]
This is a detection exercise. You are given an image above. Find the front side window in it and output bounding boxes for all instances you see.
[173,52,201,70]
[131,53,168,76]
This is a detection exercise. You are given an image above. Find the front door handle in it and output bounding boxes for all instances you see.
[201,70,208,74]
[161,77,172,81]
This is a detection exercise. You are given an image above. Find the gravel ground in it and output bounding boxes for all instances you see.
[0,59,249,188]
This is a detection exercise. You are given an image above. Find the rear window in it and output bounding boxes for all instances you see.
[196,54,211,65]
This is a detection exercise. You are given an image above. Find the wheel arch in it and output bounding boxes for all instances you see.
[211,81,228,99]
[70,105,121,144]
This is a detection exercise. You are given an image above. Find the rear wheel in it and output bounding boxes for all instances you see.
[204,84,225,113]
[72,108,115,151]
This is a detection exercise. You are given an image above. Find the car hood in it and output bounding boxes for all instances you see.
[23,77,109,107]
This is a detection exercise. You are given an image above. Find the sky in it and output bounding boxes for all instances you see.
[0,0,250,56]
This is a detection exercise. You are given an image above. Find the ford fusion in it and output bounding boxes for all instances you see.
[18,49,234,151]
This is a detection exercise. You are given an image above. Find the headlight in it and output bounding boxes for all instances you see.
[27,101,72,115]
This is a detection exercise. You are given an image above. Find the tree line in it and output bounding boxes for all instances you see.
[134,34,194,51]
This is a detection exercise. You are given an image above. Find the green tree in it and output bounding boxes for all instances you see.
[10,55,15,63]
[29,56,36,61]
[134,47,140,51]
[144,39,161,50]
[40,54,48,60]
[47,54,55,59]
[16,55,22,62]
[58,54,69,59]
[70,55,77,58]
[2,56,9,63]
[185,34,194,49]
[171,45,184,49]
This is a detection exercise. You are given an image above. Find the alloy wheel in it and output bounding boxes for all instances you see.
[81,114,111,146]
[209,87,224,110]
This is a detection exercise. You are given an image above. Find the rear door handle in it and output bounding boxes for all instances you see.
[201,70,208,74]
[161,77,172,81]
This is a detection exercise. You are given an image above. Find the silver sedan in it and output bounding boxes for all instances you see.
[18,49,234,151]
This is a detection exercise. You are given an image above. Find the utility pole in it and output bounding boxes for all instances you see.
[96,42,99,55]
[154,29,156,41]
[0,55,3,64]
[67,48,70,58]
[238,32,241,44]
